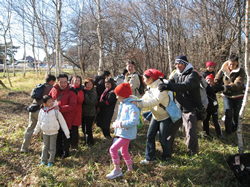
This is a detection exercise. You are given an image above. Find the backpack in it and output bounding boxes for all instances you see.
[134,73,145,95]
[30,83,46,100]
[228,153,250,186]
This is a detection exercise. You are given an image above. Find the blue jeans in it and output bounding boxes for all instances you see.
[145,118,172,161]
[223,96,243,134]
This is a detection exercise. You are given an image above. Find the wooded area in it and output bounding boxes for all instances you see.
[0,0,249,78]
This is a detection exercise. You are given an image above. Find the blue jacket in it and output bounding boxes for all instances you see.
[114,96,140,140]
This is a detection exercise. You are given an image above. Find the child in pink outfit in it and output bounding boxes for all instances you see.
[106,83,140,180]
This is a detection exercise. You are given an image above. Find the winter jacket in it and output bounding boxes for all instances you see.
[124,72,141,98]
[206,85,219,113]
[114,96,140,140]
[214,61,245,98]
[82,87,97,117]
[49,84,77,130]
[168,63,203,113]
[137,79,170,121]
[72,87,84,127]
[96,87,117,129]
[200,77,209,108]
[201,69,215,79]
[33,107,70,138]
[94,75,106,98]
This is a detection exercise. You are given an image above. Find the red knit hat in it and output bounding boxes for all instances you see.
[144,69,164,80]
[206,61,215,68]
[206,74,214,81]
[114,82,132,98]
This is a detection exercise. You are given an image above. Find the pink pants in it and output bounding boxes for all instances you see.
[109,137,133,166]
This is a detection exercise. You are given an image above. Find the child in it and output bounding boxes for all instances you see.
[201,61,216,78]
[33,95,70,167]
[203,74,223,138]
[106,83,140,179]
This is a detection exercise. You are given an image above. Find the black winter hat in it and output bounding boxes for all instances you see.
[102,70,111,77]
[175,55,189,66]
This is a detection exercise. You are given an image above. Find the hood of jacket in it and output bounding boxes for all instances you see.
[176,63,194,75]
[220,61,241,79]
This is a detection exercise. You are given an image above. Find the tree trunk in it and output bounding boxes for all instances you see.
[4,33,12,87]
[0,80,7,88]
[97,0,104,75]
[238,0,250,154]
[9,27,15,76]
[23,3,26,77]
[165,0,172,74]
[237,0,243,66]
[55,0,62,77]
[32,15,38,75]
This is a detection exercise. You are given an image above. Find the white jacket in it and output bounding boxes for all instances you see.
[33,107,70,138]
[137,79,170,121]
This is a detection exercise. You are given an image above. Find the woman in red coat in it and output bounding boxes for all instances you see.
[70,76,84,149]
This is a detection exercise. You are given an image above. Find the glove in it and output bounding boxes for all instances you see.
[112,121,122,129]
[158,83,170,92]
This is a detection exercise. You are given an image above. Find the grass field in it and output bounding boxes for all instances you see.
[0,71,250,186]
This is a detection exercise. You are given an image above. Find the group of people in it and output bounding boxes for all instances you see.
[20,54,245,179]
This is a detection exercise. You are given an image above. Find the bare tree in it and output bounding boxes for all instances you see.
[9,23,15,76]
[96,0,104,75]
[32,0,51,75]
[238,0,249,154]
[0,0,12,87]
[53,0,62,76]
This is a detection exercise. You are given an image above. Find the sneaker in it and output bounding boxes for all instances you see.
[140,159,157,165]
[47,162,53,167]
[40,161,46,166]
[106,169,123,179]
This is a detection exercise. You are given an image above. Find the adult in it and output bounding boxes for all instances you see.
[82,78,97,145]
[159,55,202,155]
[21,74,56,152]
[94,70,111,100]
[134,69,172,164]
[214,54,245,134]
[201,61,216,78]
[49,74,77,158]
[70,76,84,149]
[96,78,117,139]
[124,60,141,98]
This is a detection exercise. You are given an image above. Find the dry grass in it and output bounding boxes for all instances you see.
[0,71,250,186]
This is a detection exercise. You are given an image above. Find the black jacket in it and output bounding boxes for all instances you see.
[206,85,219,112]
[201,70,215,79]
[82,87,98,117]
[94,75,106,99]
[168,67,203,113]
[96,87,117,129]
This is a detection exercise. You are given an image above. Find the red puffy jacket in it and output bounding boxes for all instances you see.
[72,89,84,126]
[49,84,77,129]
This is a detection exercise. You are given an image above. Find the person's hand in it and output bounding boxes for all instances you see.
[158,83,170,92]
[54,105,60,110]
[112,121,122,129]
